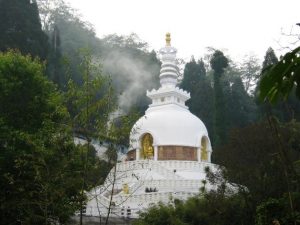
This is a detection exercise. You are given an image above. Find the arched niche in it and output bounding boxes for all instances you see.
[201,136,209,161]
[140,133,154,159]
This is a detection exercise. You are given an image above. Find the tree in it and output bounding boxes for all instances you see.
[262,47,279,71]
[134,191,251,225]
[180,58,214,142]
[259,46,300,103]
[256,193,300,225]
[214,120,300,224]
[65,48,116,225]
[0,51,83,225]
[210,50,229,146]
[37,0,99,84]
[0,0,48,60]
[256,44,300,225]
[227,76,257,129]
[210,50,229,74]
[100,34,161,115]
[37,0,161,115]
[257,47,300,122]
[46,25,66,89]
[134,202,186,225]
[180,57,205,89]
[239,54,261,95]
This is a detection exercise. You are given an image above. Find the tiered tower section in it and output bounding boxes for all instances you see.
[147,33,190,109]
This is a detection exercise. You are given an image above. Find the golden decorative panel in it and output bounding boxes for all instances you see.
[158,146,197,161]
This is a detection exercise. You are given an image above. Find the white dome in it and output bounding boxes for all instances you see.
[129,104,211,150]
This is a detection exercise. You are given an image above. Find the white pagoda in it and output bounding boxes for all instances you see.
[85,34,217,218]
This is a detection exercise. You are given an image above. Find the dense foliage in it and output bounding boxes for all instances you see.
[181,51,258,146]
[36,0,161,115]
[0,51,113,225]
[0,0,48,60]
[180,58,214,141]
[259,46,300,103]
[216,120,300,222]
[134,191,252,225]
[0,51,82,224]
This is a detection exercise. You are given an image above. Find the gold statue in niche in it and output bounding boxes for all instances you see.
[147,146,154,158]
[201,137,208,161]
[141,133,154,159]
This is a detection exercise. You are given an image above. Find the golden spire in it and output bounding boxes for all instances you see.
[166,33,171,46]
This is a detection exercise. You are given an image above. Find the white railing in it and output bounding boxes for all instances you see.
[117,179,203,197]
[115,191,198,206]
[157,160,218,172]
[85,190,201,218]
[114,160,218,174]
[149,161,182,179]
[111,160,182,180]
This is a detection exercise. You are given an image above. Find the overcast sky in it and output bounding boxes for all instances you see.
[67,0,299,63]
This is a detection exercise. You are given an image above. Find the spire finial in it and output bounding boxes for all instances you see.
[166,33,171,46]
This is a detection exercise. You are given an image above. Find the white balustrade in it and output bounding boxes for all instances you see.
[87,160,219,218]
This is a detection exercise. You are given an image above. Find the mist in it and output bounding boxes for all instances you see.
[101,48,160,113]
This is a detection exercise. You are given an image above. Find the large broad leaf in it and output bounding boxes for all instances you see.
[259,46,300,104]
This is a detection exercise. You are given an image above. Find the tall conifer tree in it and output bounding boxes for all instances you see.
[258,47,300,121]
[47,25,65,88]
[180,58,214,142]
[228,76,257,128]
[210,50,229,146]
[262,47,278,70]
[0,0,48,60]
